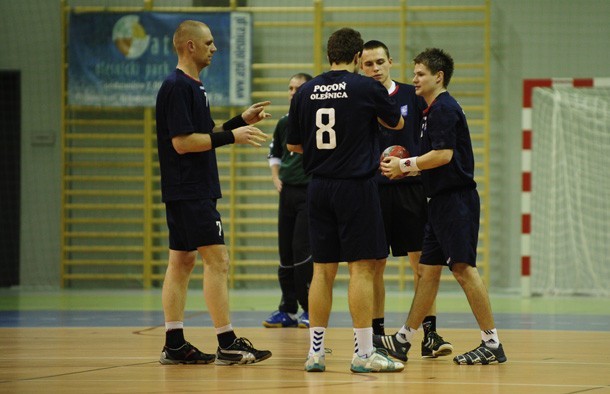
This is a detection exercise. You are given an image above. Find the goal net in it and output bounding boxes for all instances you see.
[531,87,610,296]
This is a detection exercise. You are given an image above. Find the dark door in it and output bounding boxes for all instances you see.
[0,71,20,287]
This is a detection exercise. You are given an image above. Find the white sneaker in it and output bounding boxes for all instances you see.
[350,348,404,373]
[305,353,326,372]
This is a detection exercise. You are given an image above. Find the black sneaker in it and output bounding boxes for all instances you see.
[421,331,454,358]
[373,333,411,362]
[159,342,216,365]
[215,337,272,365]
[453,341,507,365]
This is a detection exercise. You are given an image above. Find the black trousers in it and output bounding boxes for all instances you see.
[277,184,313,313]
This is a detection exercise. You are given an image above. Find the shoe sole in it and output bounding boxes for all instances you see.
[350,365,405,373]
[305,364,325,372]
[422,343,454,359]
[262,322,298,328]
[159,357,215,365]
[453,357,507,365]
[214,352,273,365]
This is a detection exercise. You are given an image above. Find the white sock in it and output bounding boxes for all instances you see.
[481,328,500,348]
[397,325,416,343]
[215,324,233,335]
[165,321,183,331]
[309,327,326,356]
[354,327,374,358]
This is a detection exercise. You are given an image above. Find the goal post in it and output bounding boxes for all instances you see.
[530,86,610,296]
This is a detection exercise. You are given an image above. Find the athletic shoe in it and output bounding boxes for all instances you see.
[159,342,215,365]
[350,348,405,373]
[453,341,507,365]
[298,311,310,328]
[215,337,272,365]
[262,310,299,328]
[373,333,411,362]
[421,331,454,358]
[304,353,325,372]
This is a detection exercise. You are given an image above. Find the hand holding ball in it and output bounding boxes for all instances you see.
[379,145,409,179]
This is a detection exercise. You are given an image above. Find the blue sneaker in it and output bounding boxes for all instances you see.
[298,311,309,328]
[262,310,298,328]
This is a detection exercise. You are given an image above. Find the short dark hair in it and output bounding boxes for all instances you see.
[291,73,313,82]
[327,28,363,65]
[413,48,454,88]
[363,40,390,59]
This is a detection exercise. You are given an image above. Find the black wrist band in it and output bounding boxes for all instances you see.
[222,115,248,131]
[210,130,235,148]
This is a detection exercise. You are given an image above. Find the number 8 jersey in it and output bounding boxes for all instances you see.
[287,70,401,179]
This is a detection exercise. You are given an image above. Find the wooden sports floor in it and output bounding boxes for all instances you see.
[1,289,609,393]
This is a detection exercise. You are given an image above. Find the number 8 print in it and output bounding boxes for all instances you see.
[315,108,337,149]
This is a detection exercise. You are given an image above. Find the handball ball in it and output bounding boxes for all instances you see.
[380,145,409,162]
[379,145,409,179]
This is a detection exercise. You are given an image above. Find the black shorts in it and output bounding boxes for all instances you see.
[420,188,480,268]
[308,177,387,263]
[164,199,224,251]
[378,182,427,256]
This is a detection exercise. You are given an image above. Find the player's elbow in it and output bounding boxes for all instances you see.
[287,144,303,154]
[172,137,190,155]
[437,149,453,165]
[390,116,404,130]
[379,116,404,130]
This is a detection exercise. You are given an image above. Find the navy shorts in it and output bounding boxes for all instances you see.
[307,177,387,263]
[420,188,480,268]
[378,182,427,256]
[164,199,224,251]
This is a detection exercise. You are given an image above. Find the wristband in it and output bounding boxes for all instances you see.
[222,115,248,131]
[399,156,420,173]
[210,130,235,148]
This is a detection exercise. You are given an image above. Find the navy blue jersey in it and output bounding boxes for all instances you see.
[155,69,220,202]
[375,81,427,185]
[420,91,477,198]
[287,70,401,179]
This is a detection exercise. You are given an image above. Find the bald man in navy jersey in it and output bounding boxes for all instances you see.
[156,20,272,366]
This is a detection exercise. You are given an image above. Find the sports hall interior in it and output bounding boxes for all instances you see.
[1,1,609,393]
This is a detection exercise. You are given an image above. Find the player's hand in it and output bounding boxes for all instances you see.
[242,101,272,125]
[380,156,405,180]
[272,176,283,193]
[232,126,268,147]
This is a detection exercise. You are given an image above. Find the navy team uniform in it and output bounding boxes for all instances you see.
[376,81,428,256]
[287,70,401,263]
[419,91,479,268]
[156,69,224,251]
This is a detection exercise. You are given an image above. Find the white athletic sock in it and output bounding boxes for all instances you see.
[215,324,234,335]
[354,327,374,358]
[397,325,416,343]
[165,321,184,331]
[481,328,500,348]
[309,327,326,356]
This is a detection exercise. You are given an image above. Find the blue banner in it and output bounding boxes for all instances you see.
[68,12,251,107]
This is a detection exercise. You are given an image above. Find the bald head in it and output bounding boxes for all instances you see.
[173,20,209,54]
